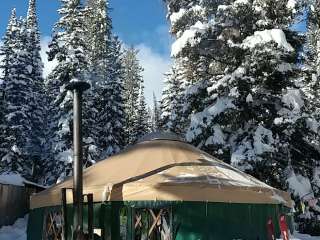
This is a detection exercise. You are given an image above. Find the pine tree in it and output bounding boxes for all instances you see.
[0,9,18,169]
[0,80,6,170]
[83,0,125,160]
[80,0,112,164]
[134,85,150,140]
[151,92,161,132]
[122,47,144,144]
[95,36,126,158]
[0,14,34,178]
[25,0,46,180]
[46,0,89,180]
[85,0,111,73]
[161,61,185,135]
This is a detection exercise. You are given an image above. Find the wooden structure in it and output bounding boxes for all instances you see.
[0,176,45,227]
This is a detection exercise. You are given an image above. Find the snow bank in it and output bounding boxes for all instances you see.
[242,29,294,52]
[0,173,25,186]
[286,232,320,240]
[171,21,208,57]
[0,215,27,240]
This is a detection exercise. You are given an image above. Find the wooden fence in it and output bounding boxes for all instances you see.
[0,183,37,227]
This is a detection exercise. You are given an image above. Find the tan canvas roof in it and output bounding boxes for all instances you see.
[30,139,292,209]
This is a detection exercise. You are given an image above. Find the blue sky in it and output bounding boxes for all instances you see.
[0,0,172,105]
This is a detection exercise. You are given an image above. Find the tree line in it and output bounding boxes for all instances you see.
[0,0,158,184]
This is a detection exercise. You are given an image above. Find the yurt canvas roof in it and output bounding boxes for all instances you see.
[30,138,292,209]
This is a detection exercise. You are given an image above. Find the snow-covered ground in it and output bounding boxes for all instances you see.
[0,215,27,240]
[0,215,318,240]
[289,232,320,240]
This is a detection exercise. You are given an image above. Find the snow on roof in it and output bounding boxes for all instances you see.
[23,180,47,189]
[0,173,46,188]
[242,29,294,52]
[31,139,292,209]
[0,174,25,187]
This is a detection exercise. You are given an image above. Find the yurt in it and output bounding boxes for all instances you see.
[27,133,293,240]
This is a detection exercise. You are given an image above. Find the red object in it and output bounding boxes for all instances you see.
[279,215,290,240]
[267,218,275,240]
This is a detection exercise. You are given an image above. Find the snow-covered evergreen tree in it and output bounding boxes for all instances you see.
[134,85,150,140]
[0,83,4,162]
[0,9,18,169]
[83,0,125,160]
[46,0,89,180]
[95,36,126,158]
[85,0,111,73]
[122,47,145,144]
[25,0,46,180]
[0,13,34,178]
[161,60,186,135]
[80,0,112,164]
[150,92,161,132]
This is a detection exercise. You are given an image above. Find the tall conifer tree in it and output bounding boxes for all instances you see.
[25,0,46,179]
[46,0,88,179]
[84,0,125,159]
[0,9,18,169]
[0,12,34,178]
[122,47,145,144]
[151,93,161,132]
[134,85,150,140]
[95,36,126,158]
